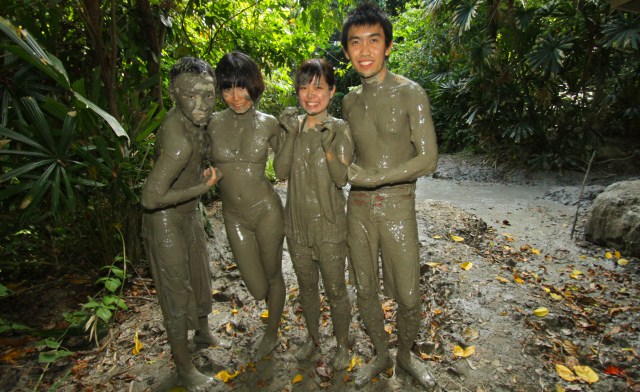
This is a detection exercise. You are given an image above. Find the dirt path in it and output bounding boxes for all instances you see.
[2,154,638,392]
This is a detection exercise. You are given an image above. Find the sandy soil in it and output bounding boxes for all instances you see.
[1,154,638,392]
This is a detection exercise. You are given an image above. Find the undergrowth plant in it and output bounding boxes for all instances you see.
[82,229,130,346]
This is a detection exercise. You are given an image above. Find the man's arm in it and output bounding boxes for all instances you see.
[348,85,438,187]
[141,127,214,210]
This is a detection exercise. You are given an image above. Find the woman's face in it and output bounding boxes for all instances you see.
[221,86,253,114]
[298,76,335,117]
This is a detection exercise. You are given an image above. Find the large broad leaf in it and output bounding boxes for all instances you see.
[0,16,128,142]
[526,33,574,75]
[453,2,480,34]
[603,14,640,50]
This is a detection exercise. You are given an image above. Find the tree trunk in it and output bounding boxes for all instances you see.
[78,0,120,121]
[136,0,165,110]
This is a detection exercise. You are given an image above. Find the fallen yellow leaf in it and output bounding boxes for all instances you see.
[432,235,442,239]
[555,364,578,382]
[570,269,583,279]
[460,262,473,270]
[573,365,599,384]
[556,384,565,392]
[549,293,562,301]
[292,374,303,384]
[617,258,629,266]
[261,310,269,319]
[495,276,509,284]
[452,345,476,357]
[531,247,541,255]
[533,307,549,317]
[513,271,524,284]
[605,251,613,259]
[132,331,143,355]
[451,234,464,242]
[231,308,238,315]
[346,355,360,372]
[215,370,239,383]
[426,262,441,267]
[614,250,621,259]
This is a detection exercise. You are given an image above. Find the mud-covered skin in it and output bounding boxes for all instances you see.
[141,67,220,391]
[208,104,286,360]
[341,7,438,389]
[277,101,353,368]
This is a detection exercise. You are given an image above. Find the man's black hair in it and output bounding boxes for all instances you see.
[340,2,393,49]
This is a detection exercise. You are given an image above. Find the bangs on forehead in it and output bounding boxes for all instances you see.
[297,70,323,87]
[218,76,248,91]
[294,58,335,92]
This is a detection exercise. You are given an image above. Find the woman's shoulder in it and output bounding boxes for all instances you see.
[256,110,280,132]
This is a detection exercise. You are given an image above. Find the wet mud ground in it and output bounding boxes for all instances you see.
[1,154,639,391]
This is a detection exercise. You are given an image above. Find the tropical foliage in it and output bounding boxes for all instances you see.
[0,0,638,351]
[391,0,640,169]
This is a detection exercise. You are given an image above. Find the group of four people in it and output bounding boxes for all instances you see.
[141,3,438,391]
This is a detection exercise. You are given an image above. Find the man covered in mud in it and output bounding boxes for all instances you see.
[340,3,439,389]
[141,57,224,391]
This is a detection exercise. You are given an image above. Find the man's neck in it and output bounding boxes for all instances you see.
[361,66,389,89]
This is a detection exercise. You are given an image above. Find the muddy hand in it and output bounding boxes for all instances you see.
[203,166,220,186]
[348,163,380,187]
[278,106,299,134]
[320,118,336,152]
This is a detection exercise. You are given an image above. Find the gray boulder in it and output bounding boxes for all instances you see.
[584,180,640,257]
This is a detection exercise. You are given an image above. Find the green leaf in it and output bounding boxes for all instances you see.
[38,349,74,363]
[96,307,113,322]
[603,14,640,49]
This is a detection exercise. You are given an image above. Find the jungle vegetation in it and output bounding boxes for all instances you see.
[0,0,638,342]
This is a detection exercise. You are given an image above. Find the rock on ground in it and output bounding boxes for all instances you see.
[584,180,640,258]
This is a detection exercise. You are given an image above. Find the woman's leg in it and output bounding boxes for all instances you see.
[288,238,320,359]
[254,202,285,359]
[318,241,351,370]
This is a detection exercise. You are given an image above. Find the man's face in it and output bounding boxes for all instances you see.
[171,73,216,126]
[344,23,392,81]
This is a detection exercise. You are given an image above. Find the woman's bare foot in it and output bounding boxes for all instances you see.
[295,338,318,360]
[176,366,215,392]
[354,354,393,388]
[332,343,349,370]
[396,353,436,390]
[254,331,279,360]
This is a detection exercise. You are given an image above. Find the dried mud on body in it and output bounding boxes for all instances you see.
[1,154,638,392]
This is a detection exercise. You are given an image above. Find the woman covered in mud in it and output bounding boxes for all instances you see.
[277,59,353,369]
[207,51,286,360]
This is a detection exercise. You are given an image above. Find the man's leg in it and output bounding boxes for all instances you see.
[347,194,392,387]
[380,214,435,390]
[188,213,231,348]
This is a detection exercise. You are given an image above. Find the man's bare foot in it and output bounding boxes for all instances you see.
[254,332,279,360]
[193,330,231,349]
[396,354,436,390]
[354,354,393,388]
[176,367,215,392]
[332,344,349,370]
[295,338,317,360]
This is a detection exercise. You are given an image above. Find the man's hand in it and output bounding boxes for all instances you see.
[278,107,299,135]
[203,166,220,186]
[347,163,381,187]
[319,118,336,152]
